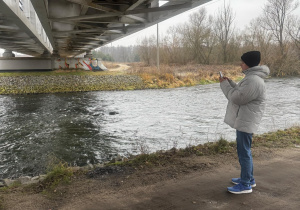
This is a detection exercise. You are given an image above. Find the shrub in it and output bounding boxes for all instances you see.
[40,161,73,190]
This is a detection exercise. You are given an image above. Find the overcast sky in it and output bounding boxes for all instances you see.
[1,0,299,54]
[108,0,300,47]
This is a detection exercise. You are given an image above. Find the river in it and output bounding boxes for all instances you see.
[0,78,299,178]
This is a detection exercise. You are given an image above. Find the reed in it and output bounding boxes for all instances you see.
[127,63,243,89]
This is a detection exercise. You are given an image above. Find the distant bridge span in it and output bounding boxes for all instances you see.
[0,0,211,58]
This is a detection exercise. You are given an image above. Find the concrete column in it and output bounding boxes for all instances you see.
[40,50,51,58]
[51,49,60,58]
[51,50,60,70]
[2,50,15,58]
[84,50,93,58]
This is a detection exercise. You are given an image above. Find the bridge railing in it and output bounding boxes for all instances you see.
[3,0,53,53]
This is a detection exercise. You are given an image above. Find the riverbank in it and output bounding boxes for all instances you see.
[0,74,144,94]
[0,126,299,209]
[127,63,243,89]
[0,63,242,94]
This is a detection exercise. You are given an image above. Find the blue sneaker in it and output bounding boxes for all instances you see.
[227,183,252,194]
[232,178,256,187]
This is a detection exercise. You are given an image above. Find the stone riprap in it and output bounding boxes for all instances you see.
[0,156,127,188]
[0,175,47,187]
[0,75,144,94]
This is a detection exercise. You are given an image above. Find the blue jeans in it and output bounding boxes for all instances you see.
[236,130,253,186]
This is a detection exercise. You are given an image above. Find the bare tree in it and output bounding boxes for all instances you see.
[161,25,189,64]
[242,18,273,64]
[287,15,300,57]
[213,3,235,63]
[260,0,299,57]
[178,8,216,64]
[98,46,139,62]
[138,35,156,65]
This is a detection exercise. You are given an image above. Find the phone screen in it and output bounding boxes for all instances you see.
[219,71,223,78]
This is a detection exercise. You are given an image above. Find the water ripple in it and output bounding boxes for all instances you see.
[0,78,299,178]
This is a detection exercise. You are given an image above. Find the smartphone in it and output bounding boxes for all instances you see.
[219,71,223,78]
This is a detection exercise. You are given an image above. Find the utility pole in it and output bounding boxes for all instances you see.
[157,23,160,70]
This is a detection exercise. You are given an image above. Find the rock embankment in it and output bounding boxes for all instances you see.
[0,154,129,188]
[0,74,144,94]
[0,175,47,187]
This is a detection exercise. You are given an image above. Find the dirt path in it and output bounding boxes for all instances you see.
[1,147,299,210]
[68,148,300,210]
[108,63,131,72]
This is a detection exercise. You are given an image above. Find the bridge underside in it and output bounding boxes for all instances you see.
[0,0,211,58]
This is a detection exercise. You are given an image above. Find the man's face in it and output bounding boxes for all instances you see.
[240,61,249,71]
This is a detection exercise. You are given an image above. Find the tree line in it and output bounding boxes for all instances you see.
[95,0,300,77]
[92,45,140,63]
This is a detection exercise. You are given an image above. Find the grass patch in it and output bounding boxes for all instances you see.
[178,138,236,157]
[128,153,162,167]
[0,181,22,192]
[107,152,170,168]
[253,126,300,148]
[109,138,237,169]
[24,160,74,195]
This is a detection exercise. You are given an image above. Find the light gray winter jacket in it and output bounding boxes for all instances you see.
[220,65,270,133]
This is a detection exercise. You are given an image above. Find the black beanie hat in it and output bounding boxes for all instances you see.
[241,51,261,67]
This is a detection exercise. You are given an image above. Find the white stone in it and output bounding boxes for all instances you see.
[31,176,40,181]
[3,179,17,187]
[18,176,32,184]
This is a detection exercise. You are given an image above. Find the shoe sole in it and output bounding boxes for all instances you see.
[232,181,256,187]
[228,188,253,194]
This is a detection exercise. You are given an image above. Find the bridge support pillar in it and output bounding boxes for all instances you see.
[51,50,60,58]
[40,50,51,58]
[84,50,93,58]
[2,50,15,58]
[0,57,52,71]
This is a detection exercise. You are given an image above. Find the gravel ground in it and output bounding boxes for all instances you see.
[0,74,144,94]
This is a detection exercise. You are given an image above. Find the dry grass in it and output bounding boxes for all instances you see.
[102,61,120,69]
[127,63,243,88]
[108,126,300,167]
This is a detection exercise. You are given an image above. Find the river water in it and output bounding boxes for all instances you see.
[0,78,299,178]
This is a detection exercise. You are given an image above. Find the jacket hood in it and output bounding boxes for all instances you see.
[243,65,270,79]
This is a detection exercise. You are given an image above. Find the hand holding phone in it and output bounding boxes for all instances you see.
[219,71,223,78]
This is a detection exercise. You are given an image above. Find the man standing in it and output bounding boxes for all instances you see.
[219,51,270,194]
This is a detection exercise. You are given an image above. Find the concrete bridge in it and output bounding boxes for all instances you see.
[0,0,211,70]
